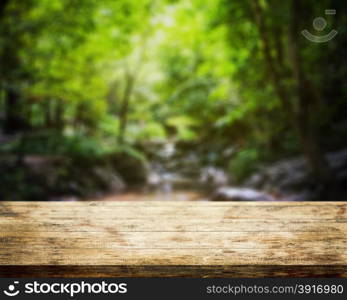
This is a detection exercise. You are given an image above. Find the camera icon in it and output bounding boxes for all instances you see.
[3,281,20,297]
[302,9,338,43]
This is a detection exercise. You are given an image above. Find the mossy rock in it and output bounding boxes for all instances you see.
[107,148,148,185]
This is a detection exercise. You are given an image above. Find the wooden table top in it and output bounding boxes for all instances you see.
[0,201,346,277]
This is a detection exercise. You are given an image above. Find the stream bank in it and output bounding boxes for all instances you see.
[1,137,346,201]
[88,144,347,202]
[94,144,347,202]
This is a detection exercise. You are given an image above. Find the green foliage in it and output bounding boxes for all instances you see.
[0,0,346,199]
[166,116,198,141]
[228,149,260,184]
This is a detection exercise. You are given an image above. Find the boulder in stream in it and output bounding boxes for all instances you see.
[200,166,229,188]
[212,187,276,201]
[243,148,347,201]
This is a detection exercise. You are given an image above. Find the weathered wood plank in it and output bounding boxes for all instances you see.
[1,248,346,265]
[1,232,346,250]
[1,221,346,233]
[1,265,346,278]
[0,201,346,277]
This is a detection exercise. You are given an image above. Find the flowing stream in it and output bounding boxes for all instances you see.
[94,141,228,201]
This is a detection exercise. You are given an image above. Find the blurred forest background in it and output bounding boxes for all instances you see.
[0,0,346,201]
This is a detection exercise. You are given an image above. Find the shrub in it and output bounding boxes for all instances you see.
[228,148,260,184]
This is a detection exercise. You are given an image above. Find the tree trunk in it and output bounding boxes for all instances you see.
[3,88,25,134]
[289,0,332,183]
[54,99,64,132]
[252,0,333,187]
[44,99,53,128]
[252,0,292,112]
[0,0,9,19]
[118,73,135,143]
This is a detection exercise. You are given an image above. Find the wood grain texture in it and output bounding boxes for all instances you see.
[0,201,346,277]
